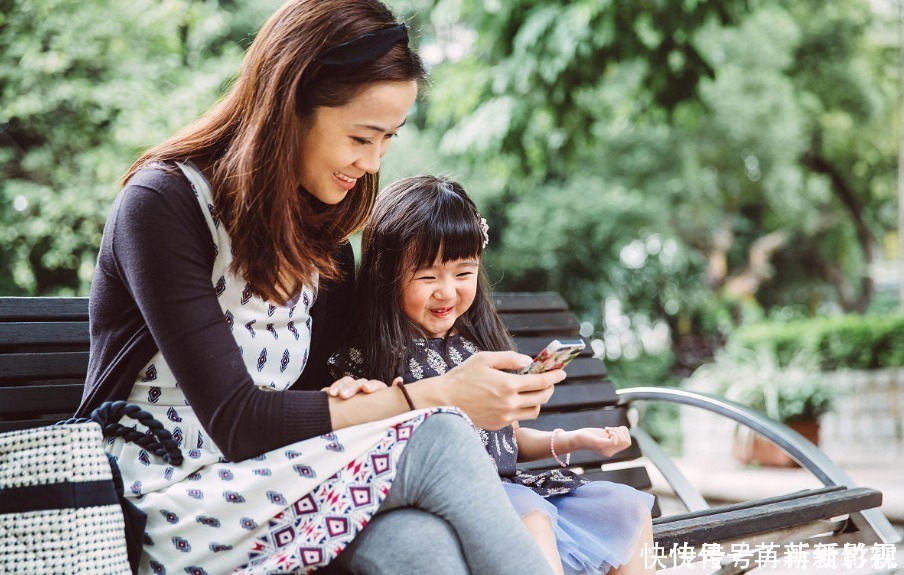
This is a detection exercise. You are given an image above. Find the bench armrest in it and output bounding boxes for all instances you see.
[616,386,902,545]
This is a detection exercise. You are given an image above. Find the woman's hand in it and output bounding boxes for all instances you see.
[565,426,632,457]
[417,351,564,431]
[322,376,399,399]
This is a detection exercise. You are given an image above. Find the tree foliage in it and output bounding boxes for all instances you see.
[1,0,899,373]
[411,0,899,367]
[0,0,278,294]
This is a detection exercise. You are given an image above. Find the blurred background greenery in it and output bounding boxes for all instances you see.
[3,0,904,444]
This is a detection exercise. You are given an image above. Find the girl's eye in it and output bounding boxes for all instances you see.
[456,272,474,278]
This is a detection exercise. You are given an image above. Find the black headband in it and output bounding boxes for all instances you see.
[317,23,409,66]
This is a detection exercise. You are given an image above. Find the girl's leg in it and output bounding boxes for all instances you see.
[609,512,655,575]
[365,412,554,575]
[522,510,565,575]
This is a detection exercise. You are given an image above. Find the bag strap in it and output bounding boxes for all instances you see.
[58,400,183,466]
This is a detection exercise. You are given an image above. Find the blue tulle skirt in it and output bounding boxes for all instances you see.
[502,480,654,575]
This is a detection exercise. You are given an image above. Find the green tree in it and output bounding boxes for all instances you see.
[0,0,277,295]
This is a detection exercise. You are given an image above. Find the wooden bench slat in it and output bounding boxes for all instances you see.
[559,357,608,380]
[0,417,68,433]
[0,351,90,380]
[500,311,580,336]
[0,384,85,415]
[541,381,618,411]
[532,407,629,431]
[0,322,90,347]
[0,297,89,321]
[491,292,568,313]
[652,487,883,548]
[652,486,846,525]
[582,466,654,491]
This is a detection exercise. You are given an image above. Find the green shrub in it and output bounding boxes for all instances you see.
[684,348,840,424]
[729,315,904,371]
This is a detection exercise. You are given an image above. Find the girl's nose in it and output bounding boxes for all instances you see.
[433,279,454,300]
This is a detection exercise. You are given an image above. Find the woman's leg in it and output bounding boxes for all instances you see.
[337,413,554,575]
[522,510,565,575]
[327,508,467,575]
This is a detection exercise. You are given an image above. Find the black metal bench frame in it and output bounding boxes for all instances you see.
[1,293,899,573]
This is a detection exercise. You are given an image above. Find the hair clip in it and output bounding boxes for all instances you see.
[317,23,409,66]
[477,213,489,249]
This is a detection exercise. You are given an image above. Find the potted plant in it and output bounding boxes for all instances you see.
[684,348,838,467]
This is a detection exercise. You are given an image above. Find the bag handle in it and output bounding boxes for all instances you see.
[59,401,183,466]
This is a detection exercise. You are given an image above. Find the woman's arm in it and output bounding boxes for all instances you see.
[106,169,332,461]
[328,351,564,431]
[514,425,632,462]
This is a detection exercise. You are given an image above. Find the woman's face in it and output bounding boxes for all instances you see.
[299,80,417,205]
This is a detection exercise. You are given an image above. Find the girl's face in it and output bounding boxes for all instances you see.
[299,80,417,205]
[401,256,480,339]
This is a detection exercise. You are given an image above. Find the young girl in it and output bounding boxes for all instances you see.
[330,176,656,575]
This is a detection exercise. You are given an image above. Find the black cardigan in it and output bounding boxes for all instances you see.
[78,166,355,461]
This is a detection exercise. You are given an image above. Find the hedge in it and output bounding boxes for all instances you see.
[728,314,904,371]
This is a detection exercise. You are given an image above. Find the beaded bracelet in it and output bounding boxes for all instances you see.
[395,380,416,411]
[550,428,570,468]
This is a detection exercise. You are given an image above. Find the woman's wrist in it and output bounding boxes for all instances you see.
[405,375,451,410]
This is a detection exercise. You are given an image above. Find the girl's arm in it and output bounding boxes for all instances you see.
[514,425,632,463]
[328,351,564,431]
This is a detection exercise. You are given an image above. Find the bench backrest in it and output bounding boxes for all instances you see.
[0,293,655,503]
[0,297,89,431]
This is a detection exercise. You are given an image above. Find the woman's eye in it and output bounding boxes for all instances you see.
[352,137,372,145]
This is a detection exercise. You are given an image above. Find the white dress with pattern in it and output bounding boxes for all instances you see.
[109,161,447,575]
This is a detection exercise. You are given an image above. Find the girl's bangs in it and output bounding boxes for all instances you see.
[409,209,483,269]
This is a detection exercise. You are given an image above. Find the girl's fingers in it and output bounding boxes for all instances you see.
[325,377,390,399]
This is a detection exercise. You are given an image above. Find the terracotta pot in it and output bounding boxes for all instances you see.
[732,420,820,468]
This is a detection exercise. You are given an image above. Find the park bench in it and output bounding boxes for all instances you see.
[1,292,900,573]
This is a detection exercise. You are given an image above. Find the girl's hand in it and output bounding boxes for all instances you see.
[322,376,398,399]
[567,426,631,457]
[431,351,564,430]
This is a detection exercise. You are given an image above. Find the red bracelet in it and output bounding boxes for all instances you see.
[550,428,570,468]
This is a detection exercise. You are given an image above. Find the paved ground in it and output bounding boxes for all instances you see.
[642,454,904,574]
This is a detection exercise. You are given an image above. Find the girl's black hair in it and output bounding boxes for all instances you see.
[352,175,515,383]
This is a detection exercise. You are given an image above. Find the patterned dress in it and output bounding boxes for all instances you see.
[330,336,655,575]
[109,161,449,575]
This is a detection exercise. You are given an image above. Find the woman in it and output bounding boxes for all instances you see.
[78,0,564,573]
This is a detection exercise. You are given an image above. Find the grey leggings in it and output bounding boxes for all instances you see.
[326,413,554,575]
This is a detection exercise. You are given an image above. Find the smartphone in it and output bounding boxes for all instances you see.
[520,339,586,374]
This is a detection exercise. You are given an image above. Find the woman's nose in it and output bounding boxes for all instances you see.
[354,145,382,175]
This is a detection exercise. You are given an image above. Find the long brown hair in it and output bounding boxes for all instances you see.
[123,0,426,303]
[352,176,515,383]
